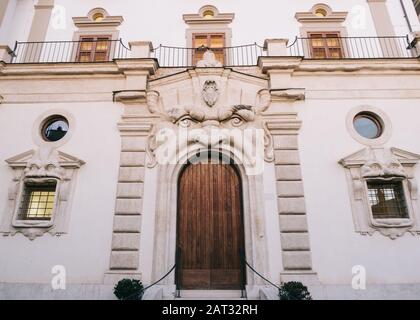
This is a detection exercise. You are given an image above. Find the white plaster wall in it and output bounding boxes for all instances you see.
[37,0,383,46]
[1,0,34,46]
[0,101,122,284]
[298,95,420,285]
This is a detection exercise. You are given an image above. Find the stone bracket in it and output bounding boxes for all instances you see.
[270,88,305,102]
[113,90,147,104]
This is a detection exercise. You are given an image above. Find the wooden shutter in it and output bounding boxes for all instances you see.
[308,32,343,59]
[77,35,111,62]
[192,33,225,65]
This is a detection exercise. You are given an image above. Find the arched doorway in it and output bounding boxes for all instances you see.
[176,154,246,290]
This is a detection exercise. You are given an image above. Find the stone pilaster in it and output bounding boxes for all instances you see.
[367,0,395,36]
[265,115,317,284]
[104,54,156,284]
[27,0,55,42]
[104,119,151,284]
[260,50,317,284]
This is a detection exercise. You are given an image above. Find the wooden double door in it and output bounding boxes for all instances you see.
[177,160,246,290]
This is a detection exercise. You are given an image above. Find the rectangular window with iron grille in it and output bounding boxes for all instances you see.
[367,180,409,219]
[17,180,58,221]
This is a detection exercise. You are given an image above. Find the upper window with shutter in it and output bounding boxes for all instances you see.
[77,35,111,62]
[192,33,225,65]
[308,32,343,59]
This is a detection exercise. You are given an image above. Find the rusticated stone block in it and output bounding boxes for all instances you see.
[110,251,139,270]
[275,165,302,181]
[113,216,142,232]
[117,183,143,199]
[274,150,300,165]
[120,152,146,167]
[277,197,306,214]
[279,215,308,232]
[119,167,145,182]
[273,135,298,150]
[121,137,147,152]
[280,233,310,251]
[282,251,312,270]
[112,233,141,250]
[276,181,304,197]
[115,199,143,215]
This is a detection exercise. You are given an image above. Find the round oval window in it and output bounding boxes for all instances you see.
[42,116,69,142]
[353,113,383,139]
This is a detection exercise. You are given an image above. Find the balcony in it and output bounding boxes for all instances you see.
[6,35,420,67]
[288,36,419,59]
[10,39,130,64]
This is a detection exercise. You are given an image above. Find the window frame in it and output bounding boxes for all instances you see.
[363,177,413,228]
[353,112,383,140]
[12,177,61,228]
[192,33,226,65]
[76,34,112,63]
[307,32,343,59]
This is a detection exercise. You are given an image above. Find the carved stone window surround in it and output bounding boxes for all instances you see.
[295,4,348,38]
[1,148,85,240]
[184,6,234,49]
[340,147,420,239]
[72,8,123,42]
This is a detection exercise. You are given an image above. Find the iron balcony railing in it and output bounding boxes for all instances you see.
[152,43,266,67]
[287,36,419,59]
[10,39,130,63]
[8,36,419,66]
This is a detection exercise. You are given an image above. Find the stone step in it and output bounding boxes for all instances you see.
[177,290,245,300]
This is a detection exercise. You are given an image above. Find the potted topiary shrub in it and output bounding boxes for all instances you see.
[278,281,312,300]
[114,279,144,300]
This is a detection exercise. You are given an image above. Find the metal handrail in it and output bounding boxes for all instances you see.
[239,249,280,292]
[10,38,131,64]
[153,43,266,67]
[288,35,418,59]
[123,263,177,300]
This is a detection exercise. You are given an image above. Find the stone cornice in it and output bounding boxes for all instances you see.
[72,16,124,28]
[258,56,303,73]
[295,12,348,24]
[117,119,154,135]
[263,113,302,134]
[0,58,157,78]
[259,56,420,74]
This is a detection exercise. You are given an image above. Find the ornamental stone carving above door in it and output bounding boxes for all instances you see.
[145,69,273,174]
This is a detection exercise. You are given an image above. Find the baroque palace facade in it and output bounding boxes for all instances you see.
[0,0,420,300]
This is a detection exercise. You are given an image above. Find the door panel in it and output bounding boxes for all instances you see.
[177,161,245,290]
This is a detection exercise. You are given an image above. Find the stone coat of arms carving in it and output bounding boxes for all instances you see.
[202,80,219,107]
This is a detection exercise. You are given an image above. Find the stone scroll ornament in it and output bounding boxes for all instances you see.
[145,87,274,170]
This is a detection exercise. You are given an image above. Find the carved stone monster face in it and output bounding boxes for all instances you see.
[202,80,219,107]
